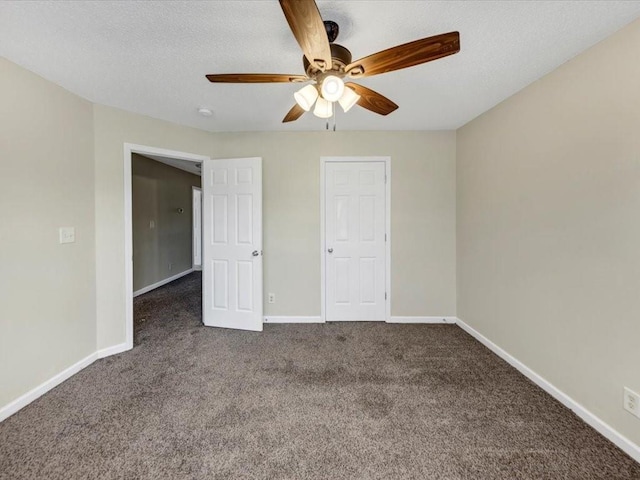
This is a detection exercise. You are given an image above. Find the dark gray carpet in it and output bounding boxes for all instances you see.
[1,272,639,479]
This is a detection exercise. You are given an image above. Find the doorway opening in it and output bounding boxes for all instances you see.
[124,144,210,349]
[131,153,202,296]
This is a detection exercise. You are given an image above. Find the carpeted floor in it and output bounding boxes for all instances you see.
[1,272,639,479]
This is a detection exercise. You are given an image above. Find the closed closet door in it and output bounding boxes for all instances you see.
[325,161,386,321]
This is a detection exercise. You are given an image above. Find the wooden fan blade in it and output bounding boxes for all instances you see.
[283,103,306,123]
[279,0,331,71]
[206,73,307,83]
[345,83,398,116]
[346,31,460,78]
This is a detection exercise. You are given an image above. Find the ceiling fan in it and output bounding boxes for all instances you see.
[206,0,460,123]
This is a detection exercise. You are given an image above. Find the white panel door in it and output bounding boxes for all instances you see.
[325,161,386,321]
[192,187,202,268]
[202,158,262,331]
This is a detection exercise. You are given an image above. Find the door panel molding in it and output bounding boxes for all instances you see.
[320,156,391,322]
[192,186,202,270]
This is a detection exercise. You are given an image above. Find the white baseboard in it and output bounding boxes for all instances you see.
[97,342,130,358]
[0,340,131,423]
[456,317,640,464]
[388,316,457,324]
[264,316,323,323]
[133,268,194,297]
[263,316,458,324]
[0,351,98,422]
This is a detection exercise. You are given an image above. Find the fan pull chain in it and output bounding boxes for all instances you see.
[326,103,330,130]
[333,102,337,131]
[324,103,337,131]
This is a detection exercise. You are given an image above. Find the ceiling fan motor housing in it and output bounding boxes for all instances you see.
[303,43,352,78]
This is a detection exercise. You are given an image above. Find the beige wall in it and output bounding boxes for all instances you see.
[0,59,96,407]
[95,122,457,348]
[132,154,200,292]
[457,19,640,446]
[94,105,213,349]
[212,131,457,317]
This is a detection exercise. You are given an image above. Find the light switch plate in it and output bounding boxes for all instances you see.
[59,227,75,244]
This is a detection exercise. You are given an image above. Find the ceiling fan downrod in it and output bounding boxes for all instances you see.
[324,20,339,43]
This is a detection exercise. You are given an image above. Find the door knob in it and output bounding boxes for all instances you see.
[252,250,259,257]
[327,248,333,254]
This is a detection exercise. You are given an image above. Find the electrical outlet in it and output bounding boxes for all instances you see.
[268,293,275,304]
[623,387,640,418]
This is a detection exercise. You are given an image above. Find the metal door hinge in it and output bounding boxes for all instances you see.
[385,292,387,300]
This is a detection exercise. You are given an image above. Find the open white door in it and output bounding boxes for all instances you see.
[202,157,263,331]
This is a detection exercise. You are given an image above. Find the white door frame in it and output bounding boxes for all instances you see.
[320,156,391,323]
[192,186,202,270]
[124,143,210,350]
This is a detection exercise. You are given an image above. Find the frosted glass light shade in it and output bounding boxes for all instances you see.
[294,84,319,111]
[320,75,345,102]
[313,97,333,118]
[338,87,360,113]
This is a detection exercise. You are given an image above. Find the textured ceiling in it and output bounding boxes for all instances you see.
[1,1,639,132]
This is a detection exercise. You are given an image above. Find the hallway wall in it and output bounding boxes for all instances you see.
[132,154,201,292]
